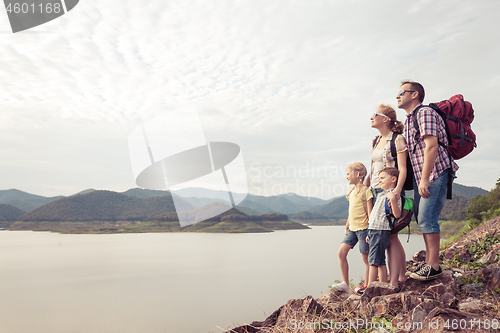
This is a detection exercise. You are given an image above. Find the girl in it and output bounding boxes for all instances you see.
[331,162,373,292]
[365,104,408,290]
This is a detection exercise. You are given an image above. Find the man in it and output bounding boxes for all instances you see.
[397,80,458,280]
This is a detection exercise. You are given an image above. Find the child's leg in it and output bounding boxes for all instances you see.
[368,265,378,285]
[367,229,391,286]
[378,265,388,283]
[338,243,352,283]
[362,253,369,287]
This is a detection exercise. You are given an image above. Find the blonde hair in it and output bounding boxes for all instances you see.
[377,104,404,134]
[347,162,367,197]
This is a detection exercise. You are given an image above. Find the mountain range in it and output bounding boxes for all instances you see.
[0,182,490,229]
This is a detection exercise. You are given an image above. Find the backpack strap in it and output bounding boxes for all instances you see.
[390,133,398,168]
[372,135,381,149]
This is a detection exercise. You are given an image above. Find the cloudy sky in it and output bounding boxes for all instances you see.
[0,0,499,199]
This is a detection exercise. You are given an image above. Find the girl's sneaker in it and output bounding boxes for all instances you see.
[355,286,367,295]
[331,281,349,292]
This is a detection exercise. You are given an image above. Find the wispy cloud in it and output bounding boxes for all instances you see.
[0,0,498,197]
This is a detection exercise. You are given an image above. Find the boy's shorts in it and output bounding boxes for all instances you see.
[368,229,391,266]
[342,229,369,254]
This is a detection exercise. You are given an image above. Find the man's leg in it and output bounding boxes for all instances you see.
[423,233,441,269]
[411,170,449,280]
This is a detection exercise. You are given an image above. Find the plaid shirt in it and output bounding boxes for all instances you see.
[368,189,402,231]
[404,104,459,186]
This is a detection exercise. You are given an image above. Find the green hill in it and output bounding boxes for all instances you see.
[16,190,194,222]
[288,211,329,220]
[308,196,349,219]
[0,204,26,228]
[452,183,489,198]
[147,203,307,233]
[0,189,63,212]
[121,188,171,198]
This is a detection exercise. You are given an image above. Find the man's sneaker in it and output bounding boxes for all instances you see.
[405,261,426,277]
[409,264,442,281]
[355,286,367,296]
[331,281,349,292]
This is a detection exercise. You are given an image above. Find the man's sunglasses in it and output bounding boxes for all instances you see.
[398,90,416,96]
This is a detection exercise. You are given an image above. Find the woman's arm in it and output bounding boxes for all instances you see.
[387,192,401,218]
[394,150,407,196]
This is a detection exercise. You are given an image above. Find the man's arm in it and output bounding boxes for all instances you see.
[419,134,439,198]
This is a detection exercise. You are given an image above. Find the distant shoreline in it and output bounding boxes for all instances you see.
[6,219,310,234]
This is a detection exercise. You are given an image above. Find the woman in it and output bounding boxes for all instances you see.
[365,104,408,290]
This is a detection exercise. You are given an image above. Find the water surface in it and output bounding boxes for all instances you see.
[0,227,424,333]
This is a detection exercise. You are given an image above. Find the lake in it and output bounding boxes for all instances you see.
[0,227,425,333]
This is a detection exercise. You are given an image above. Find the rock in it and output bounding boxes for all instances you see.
[413,250,427,262]
[317,290,349,308]
[459,297,495,314]
[443,246,472,262]
[490,243,500,252]
[224,306,282,333]
[371,293,404,316]
[480,263,500,290]
[274,295,326,329]
[400,270,460,295]
[361,282,399,301]
[410,300,436,323]
[400,291,425,313]
[422,283,448,298]
[461,283,486,297]
[344,294,362,311]
[438,292,458,309]
[478,250,498,263]
[416,307,488,333]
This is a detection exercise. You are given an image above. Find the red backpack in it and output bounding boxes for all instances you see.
[414,94,476,160]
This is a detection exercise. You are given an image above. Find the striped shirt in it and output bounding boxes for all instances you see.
[404,104,459,186]
[368,189,402,231]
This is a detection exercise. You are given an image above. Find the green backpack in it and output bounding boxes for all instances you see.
[385,195,414,235]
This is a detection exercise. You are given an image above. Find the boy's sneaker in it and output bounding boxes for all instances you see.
[354,286,367,296]
[405,261,426,277]
[409,264,442,281]
[331,281,349,292]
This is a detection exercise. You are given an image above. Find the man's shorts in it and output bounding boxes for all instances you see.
[341,229,369,254]
[413,169,451,234]
[367,229,391,266]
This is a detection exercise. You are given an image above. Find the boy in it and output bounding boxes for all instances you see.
[361,167,402,295]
